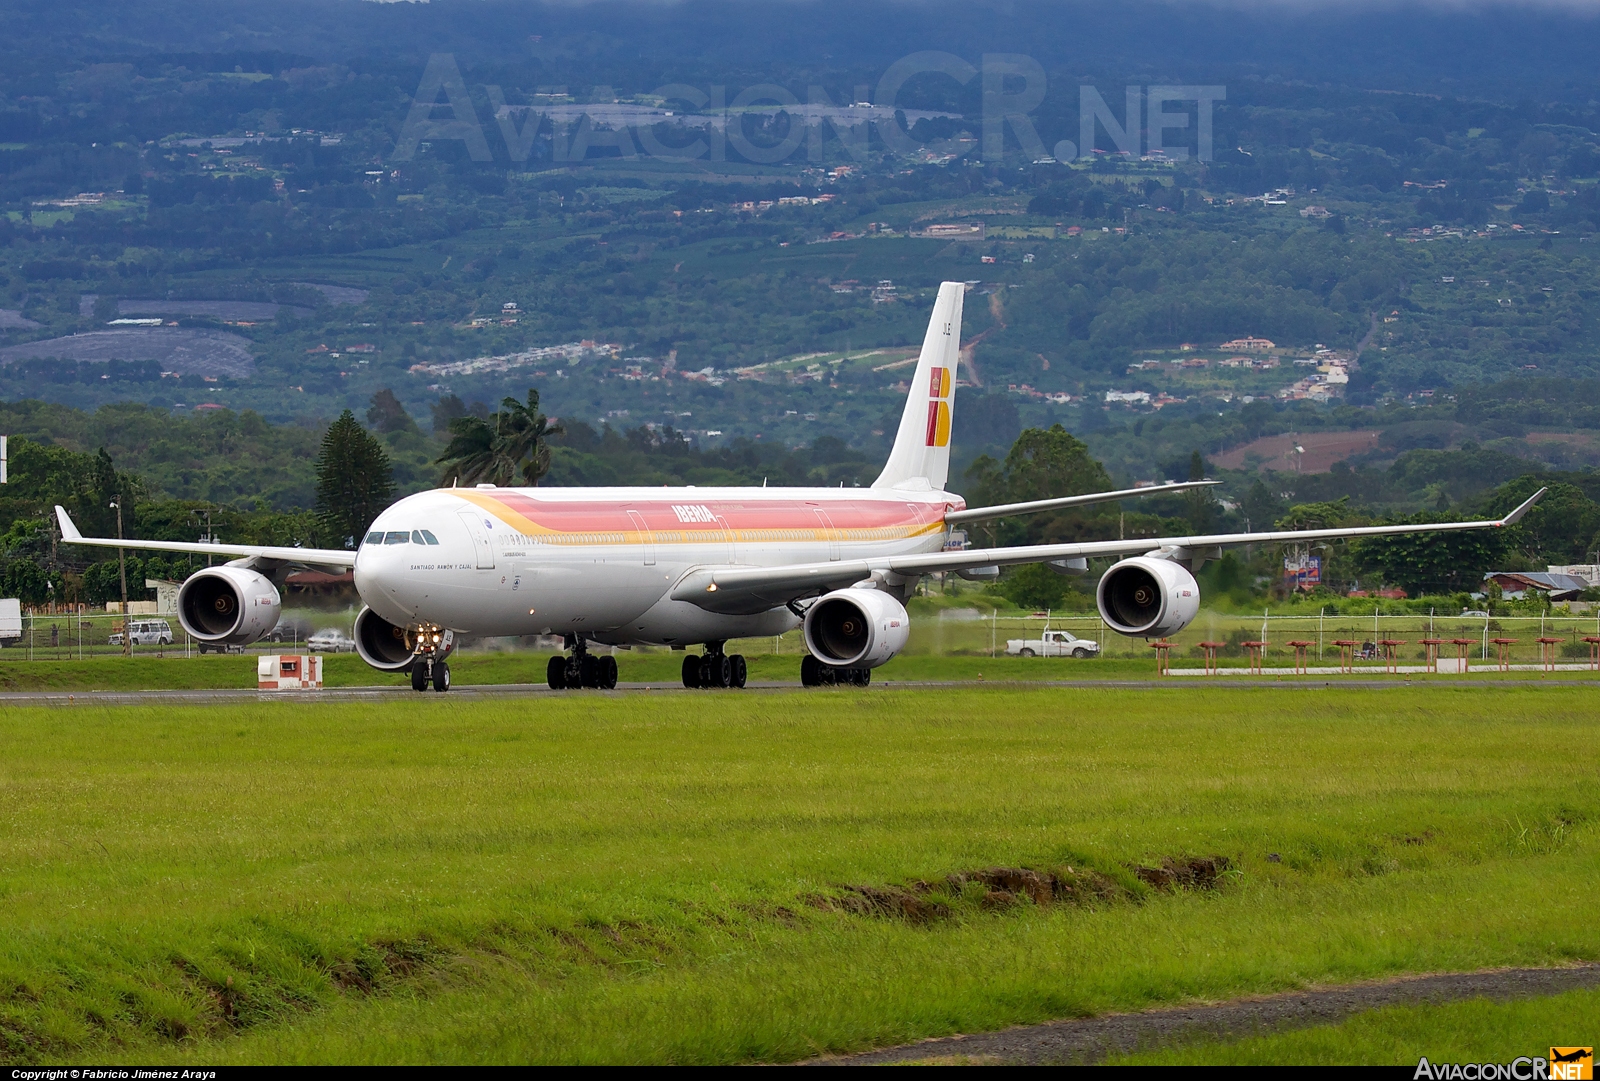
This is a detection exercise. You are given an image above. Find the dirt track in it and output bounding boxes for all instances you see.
[809,965,1600,1064]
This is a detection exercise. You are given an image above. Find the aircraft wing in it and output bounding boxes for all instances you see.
[54,505,357,571]
[942,480,1218,525]
[671,488,1546,615]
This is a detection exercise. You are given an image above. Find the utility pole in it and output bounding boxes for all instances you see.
[112,498,130,657]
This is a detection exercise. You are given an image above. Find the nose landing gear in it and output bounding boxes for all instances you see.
[406,622,453,692]
[410,656,451,692]
[546,636,618,690]
[681,642,747,688]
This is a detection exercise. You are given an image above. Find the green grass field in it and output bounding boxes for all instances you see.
[0,685,1595,1064]
[1111,989,1600,1066]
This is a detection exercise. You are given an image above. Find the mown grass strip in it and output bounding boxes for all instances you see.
[0,686,1592,1063]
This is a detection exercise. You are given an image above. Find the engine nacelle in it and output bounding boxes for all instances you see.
[177,567,281,645]
[355,606,418,671]
[803,588,910,669]
[1096,556,1201,638]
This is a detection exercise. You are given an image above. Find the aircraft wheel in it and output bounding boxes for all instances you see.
[800,654,820,687]
[731,654,747,688]
[432,662,451,692]
[581,655,601,689]
[698,656,714,688]
[714,654,732,688]
[547,655,566,690]
[681,653,701,688]
[601,655,618,689]
[853,667,870,686]
[410,664,429,692]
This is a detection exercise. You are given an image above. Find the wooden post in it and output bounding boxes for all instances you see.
[1199,641,1225,676]
[1286,640,1314,675]
[1241,640,1266,675]
[1149,639,1173,676]
[1420,638,1442,674]
[1491,637,1517,673]
[1450,638,1475,675]
[1333,638,1359,674]
[1536,636,1562,673]
[1584,636,1600,672]
[1379,639,1406,675]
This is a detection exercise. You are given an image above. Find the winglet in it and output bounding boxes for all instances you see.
[54,505,83,541]
[1498,487,1546,526]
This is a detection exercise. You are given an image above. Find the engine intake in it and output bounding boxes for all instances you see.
[354,606,418,671]
[1096,556,1201,638]
[177,567,281,645]
[802,588,910,669]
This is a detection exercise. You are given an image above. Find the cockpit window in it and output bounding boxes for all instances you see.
[365,531,384,545]
[384,531,410,544]
[420,529,440,545]
[412,530,426,545]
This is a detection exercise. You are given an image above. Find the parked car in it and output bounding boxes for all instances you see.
[307,629,356,653]
[1005,629,1100,658]
[109,619,174,647]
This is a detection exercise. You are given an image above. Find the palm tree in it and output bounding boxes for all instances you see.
[495,388,564,486]
[435,388,564,487]
[435,414,501,486]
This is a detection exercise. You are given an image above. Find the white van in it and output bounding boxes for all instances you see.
[109,619,175,646]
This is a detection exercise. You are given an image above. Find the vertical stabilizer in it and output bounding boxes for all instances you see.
[872,280,965,491]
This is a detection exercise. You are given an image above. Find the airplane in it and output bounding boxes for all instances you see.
[55,281,1545,692]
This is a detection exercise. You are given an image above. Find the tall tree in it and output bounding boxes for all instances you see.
[435,414,499,486]
[435,387,564,487]
[314,410,394,548]
[495,388,564,486]
[366,389,417,435]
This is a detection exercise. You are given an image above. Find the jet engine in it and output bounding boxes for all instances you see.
[177,567,282,646]
[355,606,418,671]
[802,588,911,669]
[1096,556,1201,638]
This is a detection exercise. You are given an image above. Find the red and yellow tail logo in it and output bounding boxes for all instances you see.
[1551,1048,1593,1080]
[924,366,952,447]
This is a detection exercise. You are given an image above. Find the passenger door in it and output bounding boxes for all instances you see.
[457,510,496,569]
[626,509,655,566]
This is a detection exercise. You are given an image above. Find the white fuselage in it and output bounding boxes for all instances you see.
[353,485,961,645]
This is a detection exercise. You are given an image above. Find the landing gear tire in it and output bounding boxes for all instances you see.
[731,654,747,688]
[547,655,567,689]
[801,655,869,687]
[410,664,428,692]
[682,653,701,689]
[600,655,618,690]
[432,661,451,692]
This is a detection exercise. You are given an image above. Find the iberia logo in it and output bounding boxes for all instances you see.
[1552,1048,1593,1080]
[924,366,951,448]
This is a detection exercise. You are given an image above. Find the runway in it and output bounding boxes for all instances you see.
[1,676,1595,705]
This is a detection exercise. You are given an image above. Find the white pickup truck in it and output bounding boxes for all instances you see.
[1005,630,1100,658]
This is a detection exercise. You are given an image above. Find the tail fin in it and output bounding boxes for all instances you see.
[872,280,965,491]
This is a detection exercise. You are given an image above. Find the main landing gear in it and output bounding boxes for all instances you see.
[800,654,871,687]
[681,642,747,689]
[410,656,451,692]
[546,636,618,690]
